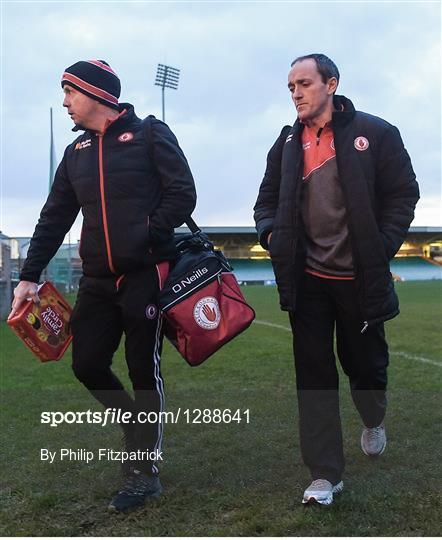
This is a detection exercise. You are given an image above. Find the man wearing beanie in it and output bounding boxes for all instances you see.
[10,59,197,512]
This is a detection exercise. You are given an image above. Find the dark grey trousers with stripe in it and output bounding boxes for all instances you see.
[71,265,165,476]
[289,272,389,484]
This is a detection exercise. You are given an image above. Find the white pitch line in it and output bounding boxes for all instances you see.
[254,320,291,332]
[389,351,442,368]
[253,320,442,368]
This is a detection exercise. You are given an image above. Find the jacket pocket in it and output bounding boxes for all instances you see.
[362,266,398,320]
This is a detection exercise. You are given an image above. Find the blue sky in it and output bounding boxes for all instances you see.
[1,0,440,242]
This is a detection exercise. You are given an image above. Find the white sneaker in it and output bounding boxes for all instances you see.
[361,423,386,456]
[302,479,344,505]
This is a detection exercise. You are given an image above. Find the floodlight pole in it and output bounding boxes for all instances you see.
[49,107,56,190]
[47,107,57,283]
[155,64,180,122]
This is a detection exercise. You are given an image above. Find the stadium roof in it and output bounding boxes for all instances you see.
[176,226,442,234]
[407,226,442,233]
[175,226,257,234]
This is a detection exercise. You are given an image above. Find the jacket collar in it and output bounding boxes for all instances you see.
[291,94,356,135]
[72,102,138,133]
[331,94,356,125]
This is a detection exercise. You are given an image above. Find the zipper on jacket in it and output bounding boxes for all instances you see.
[291,142,304,310]
[316,127,323,146]
[95,109,127,275]
[98,134,116,274]
[332,123,369,325]
[116,274,125,291]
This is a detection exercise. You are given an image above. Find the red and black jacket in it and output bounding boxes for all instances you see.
[20,104,197,282]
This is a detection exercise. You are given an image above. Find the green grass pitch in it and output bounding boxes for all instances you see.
[1,281,441,536]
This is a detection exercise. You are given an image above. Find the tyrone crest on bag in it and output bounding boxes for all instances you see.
[193,297,221,330]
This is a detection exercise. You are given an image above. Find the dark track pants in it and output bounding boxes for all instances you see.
[289,272,389,484]
[70,265,165,475]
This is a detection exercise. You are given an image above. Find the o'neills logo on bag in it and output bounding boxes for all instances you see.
[41,307,63,336]
[193,297,221,330]
[172,267,209,294]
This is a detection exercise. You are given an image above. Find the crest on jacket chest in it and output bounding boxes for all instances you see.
[118,132,134,143]
[354,136,369,151]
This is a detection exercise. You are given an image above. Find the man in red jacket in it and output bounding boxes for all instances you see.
[10,59,197,512]
[254,53,419,505]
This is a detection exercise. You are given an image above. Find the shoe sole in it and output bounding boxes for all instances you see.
[361,435,387,457]
[302,481,343,506]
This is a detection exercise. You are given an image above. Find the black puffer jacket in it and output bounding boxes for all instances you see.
[20,104,196,282]
[254,95,419,327]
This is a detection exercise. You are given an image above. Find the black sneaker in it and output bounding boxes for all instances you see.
[108,469,163,512]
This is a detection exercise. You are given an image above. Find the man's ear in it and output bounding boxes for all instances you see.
[327,77,338,95]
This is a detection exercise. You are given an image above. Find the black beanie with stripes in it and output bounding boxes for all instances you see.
[61,60,121,110]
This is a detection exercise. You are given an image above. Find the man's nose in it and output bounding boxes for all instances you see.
[293,87,303,100]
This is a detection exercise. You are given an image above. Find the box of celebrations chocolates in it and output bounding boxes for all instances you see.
[7,281,73,362]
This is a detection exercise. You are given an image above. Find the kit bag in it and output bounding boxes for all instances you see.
[158,219,255,366]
